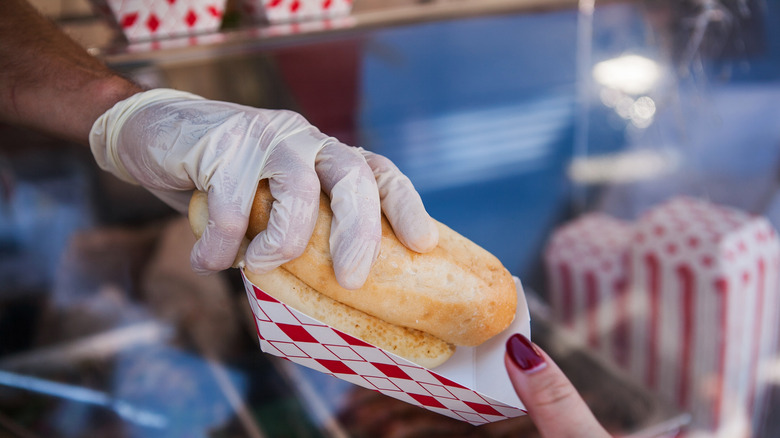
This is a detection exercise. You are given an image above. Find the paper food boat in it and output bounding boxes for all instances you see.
[240,270,530,425]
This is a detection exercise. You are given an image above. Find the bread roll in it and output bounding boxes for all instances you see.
[189,189,456,368]
[245,180,516,347]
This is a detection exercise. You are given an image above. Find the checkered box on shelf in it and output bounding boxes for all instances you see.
[92,0,226,42]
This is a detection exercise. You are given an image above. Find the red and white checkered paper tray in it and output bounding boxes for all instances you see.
[241,270,531,425]
[92,0,226,42]
[628,196,780,434]
[543,213,634,367]
[241,0,353,24]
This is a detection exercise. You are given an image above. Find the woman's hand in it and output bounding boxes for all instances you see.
[505,333,611,438]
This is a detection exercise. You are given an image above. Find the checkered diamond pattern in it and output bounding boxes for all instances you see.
[241,0,352,23]
[241,271,525,425]
[93,0,225,41]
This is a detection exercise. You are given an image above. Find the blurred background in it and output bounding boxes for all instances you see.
[2,0,780,436]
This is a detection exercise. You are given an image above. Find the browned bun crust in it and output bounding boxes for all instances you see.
[246,180,516,347]
[244,268,455,368]
[188,189,455,368]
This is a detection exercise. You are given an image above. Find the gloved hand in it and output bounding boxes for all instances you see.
[89,88,438,289]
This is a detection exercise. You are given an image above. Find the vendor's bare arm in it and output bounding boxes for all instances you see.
[0,0,140,144]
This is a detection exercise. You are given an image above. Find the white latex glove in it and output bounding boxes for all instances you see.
[89,88,438,289]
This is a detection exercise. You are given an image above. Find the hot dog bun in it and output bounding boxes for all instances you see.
[246,180,516,347]
[244,268,456,368]
[188,180,516,365]
[189,189,456,368]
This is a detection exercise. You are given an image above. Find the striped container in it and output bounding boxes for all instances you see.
[544,197,780,436]
[629,197,780,435]
[543,213,634,367]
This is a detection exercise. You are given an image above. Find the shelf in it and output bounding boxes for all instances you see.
[87,0,579,67]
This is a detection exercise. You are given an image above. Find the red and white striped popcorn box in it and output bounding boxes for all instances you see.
[92,0,226,42]
[543,213,634,367]
[240,270,531,425]
[629,196,780,435]
[241,0,353,24]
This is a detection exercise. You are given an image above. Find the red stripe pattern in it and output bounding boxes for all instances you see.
[676,264,694,409]
[630,197,780,434]
[545,197,780,436]
[644,252,660,391]
[544,213,633,361]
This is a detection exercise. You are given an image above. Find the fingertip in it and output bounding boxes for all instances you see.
[190,186,254,275]
[506,333,547,374]
[242,259,272,277]
[318,148,382,289]
[335,271,368,290]
[360,153,437,254]
[191,264,213,276]
[504,334,611,438]
[403,218,439,253]
[191,218,247,274]
[242,235,295,275]
[190,239,221,276]
[331,236,380,290]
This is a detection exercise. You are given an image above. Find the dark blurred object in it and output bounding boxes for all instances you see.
[0,296,44,357]
[0,139,96,299]
[273,39,363,146]
[35,225,160,346]
[141,218,242,360]
[646,0,766,71]
[338,387,540,438]
[0,216,322,438]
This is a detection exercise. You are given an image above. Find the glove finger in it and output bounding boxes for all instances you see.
[316,143,382,290]
[244,148,321,274]
[359,149,438,253]
[146,188,194,214]
[190,185,252,275]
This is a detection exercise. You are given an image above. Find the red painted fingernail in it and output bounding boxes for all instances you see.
[506,333,547,373]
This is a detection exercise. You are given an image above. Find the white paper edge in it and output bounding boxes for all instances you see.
[432,277,530,409]
[242,270,530,411]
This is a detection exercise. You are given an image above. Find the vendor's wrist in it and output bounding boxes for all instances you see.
[81,75,142,143]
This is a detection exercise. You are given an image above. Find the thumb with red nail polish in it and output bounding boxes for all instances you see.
[505,333,611,438]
